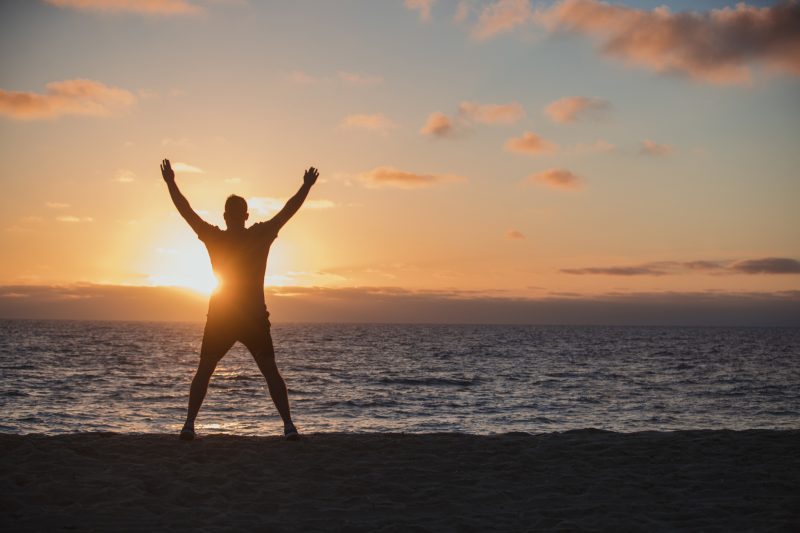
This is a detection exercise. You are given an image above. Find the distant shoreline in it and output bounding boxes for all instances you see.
[3,430,798,531]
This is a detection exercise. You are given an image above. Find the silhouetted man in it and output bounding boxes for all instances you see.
[161,158,318,441]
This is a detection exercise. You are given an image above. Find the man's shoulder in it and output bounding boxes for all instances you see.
[248,220,279,237]
[197,222,223,242]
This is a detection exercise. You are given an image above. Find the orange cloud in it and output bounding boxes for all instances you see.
[640,139,673,156]
[506,229,525,240]
[537,0,800,84]
[545,96,610,123]
[404,0,433,22]
[341,113,397,134]
[528,168,583,190]
[0,79,136,120]
[458,100,524,124]
[472,0,533,40]
[358,167,466,189]
[45,0,202,15]
[420,112,455,137]
[505,131,558,155]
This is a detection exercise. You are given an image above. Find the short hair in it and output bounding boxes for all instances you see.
[224,195,248,216]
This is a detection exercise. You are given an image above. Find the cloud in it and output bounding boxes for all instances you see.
[422,101,524,137]
[420,112,456,137]
[113,169,136,183]
[357,167,466,189]
[161,137,194,149]
[338,71,384,87]
[505,131,558,155]
[640,139,673,156]
[171,161,203,173]
[545,96,611,123]
[2,284,798,326]
[288,71,316,85]
[506,229,525,240]
[458,100,525,124]
[731,258,800,275]
[562,265,669,276]
[472,0,534,40]
[404,0,433,22]
[0,79,136,120]
[340,113,397,134]
[45,202,70,209]
[573,139,615,154]
[536,0,800,85]
[247,197,336,216]
[454,1,471,23]
[45,0,202,15]
[56,216,93,223]
[562,258,800,276]
[528,168,583,190]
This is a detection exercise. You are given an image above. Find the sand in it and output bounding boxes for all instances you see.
[1,430,798,531]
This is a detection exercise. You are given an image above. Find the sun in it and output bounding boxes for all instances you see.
[146,242,220,295]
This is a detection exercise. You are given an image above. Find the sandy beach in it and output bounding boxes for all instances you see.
[1,430,798,531]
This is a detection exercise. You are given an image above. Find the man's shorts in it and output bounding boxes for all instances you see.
[200,306,273,364]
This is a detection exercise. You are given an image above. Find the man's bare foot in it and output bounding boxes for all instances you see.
[284,422,300,441]
[180,422,196,441]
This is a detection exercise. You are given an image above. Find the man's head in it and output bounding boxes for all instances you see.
[224,194,249,228]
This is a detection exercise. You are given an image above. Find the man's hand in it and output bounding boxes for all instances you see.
[303,166,319,186]
[161,159,175,184]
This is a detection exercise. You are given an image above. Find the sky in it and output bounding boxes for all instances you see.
[1,0,799,324]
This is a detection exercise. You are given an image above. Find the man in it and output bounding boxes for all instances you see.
[160,158,318,441]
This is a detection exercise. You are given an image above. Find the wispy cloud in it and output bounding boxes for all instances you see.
[506,229,525,240]
[545,96,611,124]
[247,197,336,216]
[161,137,194,149]
[640,139,673,156]
[458,100,524,124]
[562,258,800,276]
[56,216,94,223]
[505,131,558,155]
[340,113,397,134]
[112,169,136,183]
[420,112,456,137]
[357,167,466,189]
[288,70,316,85]
[421,100,524,138]
[45,0,202,16]
[527,168,583,190]
[338,71,384,87]
[536,0,800,85]
[730,258,800,275]
[404,0,434,22]
[171,162,203,173]
[472,0,533,40]
[573,139,615,154]
[0,79,136,120]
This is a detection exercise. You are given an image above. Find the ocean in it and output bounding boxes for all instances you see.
[1,320,798,435]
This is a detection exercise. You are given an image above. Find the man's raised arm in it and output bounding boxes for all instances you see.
[270,166,319,230]
[161,158,209,235]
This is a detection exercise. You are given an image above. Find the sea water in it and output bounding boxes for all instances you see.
[1,320,798,435]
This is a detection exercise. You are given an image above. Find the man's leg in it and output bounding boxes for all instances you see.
[242,330,296,436]
[181,324,234,439]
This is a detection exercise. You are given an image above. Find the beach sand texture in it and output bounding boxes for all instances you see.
[2,430,798,531]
